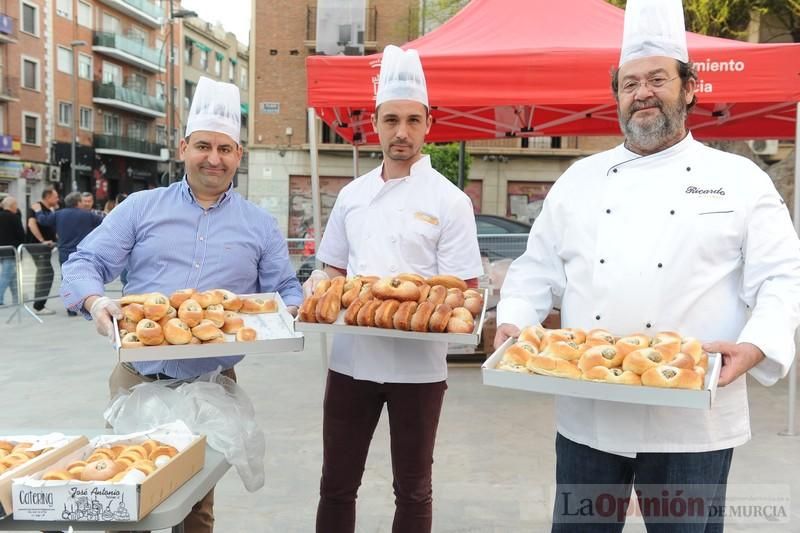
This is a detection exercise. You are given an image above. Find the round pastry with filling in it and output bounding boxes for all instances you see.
[622,347,670,375]
[641,365,703,390]
[582,366,641,386]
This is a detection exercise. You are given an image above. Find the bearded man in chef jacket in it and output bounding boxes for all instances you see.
[494,0,800,531]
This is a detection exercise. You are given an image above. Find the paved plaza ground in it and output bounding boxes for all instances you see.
[0,298,798,532]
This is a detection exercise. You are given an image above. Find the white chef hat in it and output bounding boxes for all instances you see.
[619,0,688,66]
[185,76,241,144]
[375,45,428,108]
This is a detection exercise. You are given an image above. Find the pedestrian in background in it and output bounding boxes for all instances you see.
[0,195,24,306]
[25,187,59,316]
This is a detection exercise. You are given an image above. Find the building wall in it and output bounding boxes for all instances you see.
[12,0,48,163]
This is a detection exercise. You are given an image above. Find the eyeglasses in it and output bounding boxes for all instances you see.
[619,75,679,95]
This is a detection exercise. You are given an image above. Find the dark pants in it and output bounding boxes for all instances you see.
[29,245,54,310]
[552,433,733,533]
[316,370,447,533]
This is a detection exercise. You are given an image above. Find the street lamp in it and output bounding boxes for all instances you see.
[166,1,197,184]
[70,39,87,193]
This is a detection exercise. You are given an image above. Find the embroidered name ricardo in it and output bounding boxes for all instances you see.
[686,186,725,196]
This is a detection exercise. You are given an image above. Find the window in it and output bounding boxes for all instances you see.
[214,56,222,77]
[102,61,122,86]
[78,53,93,80]
[128,121,147,141]
[128,26,146,43]
[128,73,147,92]
[228,60,235,82]
[56,0,72,19]
[80,107,93,131]
[57,46,74,74]
[22,58,39,90]
[184,40,193,65]
[156,125,166,146]
[200,50,208,70]
[58,102,72,126]
[22,113,40,145]
[156,82,165,100]
[240,66,248,88]
[104,113,120,135]
[77,1,92,28]
[102,13,119,33]
[21,2,38,36]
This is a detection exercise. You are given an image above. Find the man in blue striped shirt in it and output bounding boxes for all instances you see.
[61,77,302,532]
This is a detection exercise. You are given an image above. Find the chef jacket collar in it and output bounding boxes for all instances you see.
[374,154,433,184]
[608,131,695,175]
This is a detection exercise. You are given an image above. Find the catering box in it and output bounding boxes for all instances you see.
[12,425,205,522]
[113,292,304,362]
[0,434,88,519]
[295,289,489,346]
[482,338,722,409]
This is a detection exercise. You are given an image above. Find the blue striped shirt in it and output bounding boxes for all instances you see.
[61,178,303,378]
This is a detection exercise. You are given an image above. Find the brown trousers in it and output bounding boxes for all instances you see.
[108,362,237,533]
[315,369,447,533]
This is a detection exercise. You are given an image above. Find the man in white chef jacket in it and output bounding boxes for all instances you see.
[495,0,800,531]
[305,45,483,532]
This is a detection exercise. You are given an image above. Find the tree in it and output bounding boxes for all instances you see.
[422,143,471,187]
[408,0,470,38]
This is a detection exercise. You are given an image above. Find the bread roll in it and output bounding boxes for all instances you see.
[424,275,468,291]
[695,351,709,372]
[582,366,641,386]
[410,301,435,332]
[428,303,453,333]
[344,298,367,326]
[178,298,204,328]
[616,334,651,358]
[121,332,143,349]
[81,459,121,481]
[123,303,145,323]
[143,293,170,321]
[236,327,257,342]
[189,336,202,345]
[42,470,73,481]
[341,277,364,309]
[120,293,148,305]
[157,306,178,329]
[136,319,164,346]
[149,445,178,460]
[444,288,465,309]
[164,318,192,345]
[498,341,537,372]
[203,334,225,344]
[169,288,196,309]
[192,290,221,308]
[389,301,417,331]
[217,289,243,311]
[669,353,696,369]
[577,345,623,372]
[651,333,682,358]
[371,277,421,302]
[680,337,703,360]
[356,299,382,327]
[397,272,426,285]
[526,354,582,379]
[119,317,138,335]
[192,319,223,341]
[426,285,447,306]
[543,340,582,362]
[622,348,668,375]
[222,311,244,334]
[540,329,578,351]
[204,304,225,327]
[417,283,431,304]
[315,277,346,323]
[375,299,401,329]
[518,326,543,349]
[585,329,615,347]
[447,316,474,334]
[241,297,279,314]
[298,295,320,323]
[641,365,703,390]
[463,294,484,317]
[313,278,331,297]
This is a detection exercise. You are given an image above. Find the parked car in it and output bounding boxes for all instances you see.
[295,214,531,282]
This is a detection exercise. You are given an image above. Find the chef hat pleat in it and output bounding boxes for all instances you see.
[375,45,428,108]
[619,0,688,66]
[185,76,241,144]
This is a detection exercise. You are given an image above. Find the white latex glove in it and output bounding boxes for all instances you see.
[302,269,330,299]
[89,296,124,341]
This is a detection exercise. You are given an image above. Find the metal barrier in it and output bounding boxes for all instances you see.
[14,243,61,324]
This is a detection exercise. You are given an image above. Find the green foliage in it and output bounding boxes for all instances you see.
[422,143,471,187]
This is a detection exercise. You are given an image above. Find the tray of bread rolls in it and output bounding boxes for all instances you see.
[295,274,488,345]
[112,289,303,362]
[482,326,722,409]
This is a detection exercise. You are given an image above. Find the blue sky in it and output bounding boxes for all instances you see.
[181,0,251,45]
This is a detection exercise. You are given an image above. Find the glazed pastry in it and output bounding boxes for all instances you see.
[356,299,382,327]
[344,298,367,326]
[374,299,401,329]
[409,301,435,332]
[371,277,421,302]
[428,303,453,333]
[392,301,418,331]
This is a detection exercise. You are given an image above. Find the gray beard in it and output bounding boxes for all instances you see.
[619,97,687,153]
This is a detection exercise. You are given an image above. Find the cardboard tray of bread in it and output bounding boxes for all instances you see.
[12,422,205,522]
[294,274,487,345]
[482,327,722,409]
[0,434,89,519]
[113,290,304,362]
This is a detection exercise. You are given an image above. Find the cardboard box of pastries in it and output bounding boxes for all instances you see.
[11,423,205,522]
[112,290,303,362]
[482,327,722,409]
[0,434,89,518]
[294,274,488,345]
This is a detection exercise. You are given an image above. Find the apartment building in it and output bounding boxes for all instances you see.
[0,0,51,204]
[183,16,249,194]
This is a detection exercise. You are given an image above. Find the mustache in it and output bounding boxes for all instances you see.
[629,98,662,113]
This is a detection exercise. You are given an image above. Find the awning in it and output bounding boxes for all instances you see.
[216,51,224,61]
[240,103,249,116]
[230,57,237,65]
[186,38,212,53]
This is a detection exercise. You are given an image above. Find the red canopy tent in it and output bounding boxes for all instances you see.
[306,0,800,144]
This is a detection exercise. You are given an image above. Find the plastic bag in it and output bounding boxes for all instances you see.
[104,370,266,492]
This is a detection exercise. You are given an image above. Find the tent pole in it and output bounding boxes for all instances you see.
[308,107,328,369]
[783,103,800,437]
[353,145,359,178]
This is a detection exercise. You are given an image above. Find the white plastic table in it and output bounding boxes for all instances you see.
[0,444,229,532]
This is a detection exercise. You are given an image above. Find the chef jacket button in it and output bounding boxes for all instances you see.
[646,322,652,328]
[657,263,663,268]
[670,209,675,215]
[605,209,611,214]
[686,166,691,172]
[595,315,601,320]
[599,259,605,264]
[612,168,618,173]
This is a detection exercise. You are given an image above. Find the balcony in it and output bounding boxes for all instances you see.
[0,14,17,44]
[305,6,377,54]
[93,82,165,118]
[94,134,166,161]
[0,75,18,102]
[93,32,165,73]
[95,0,162,28]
